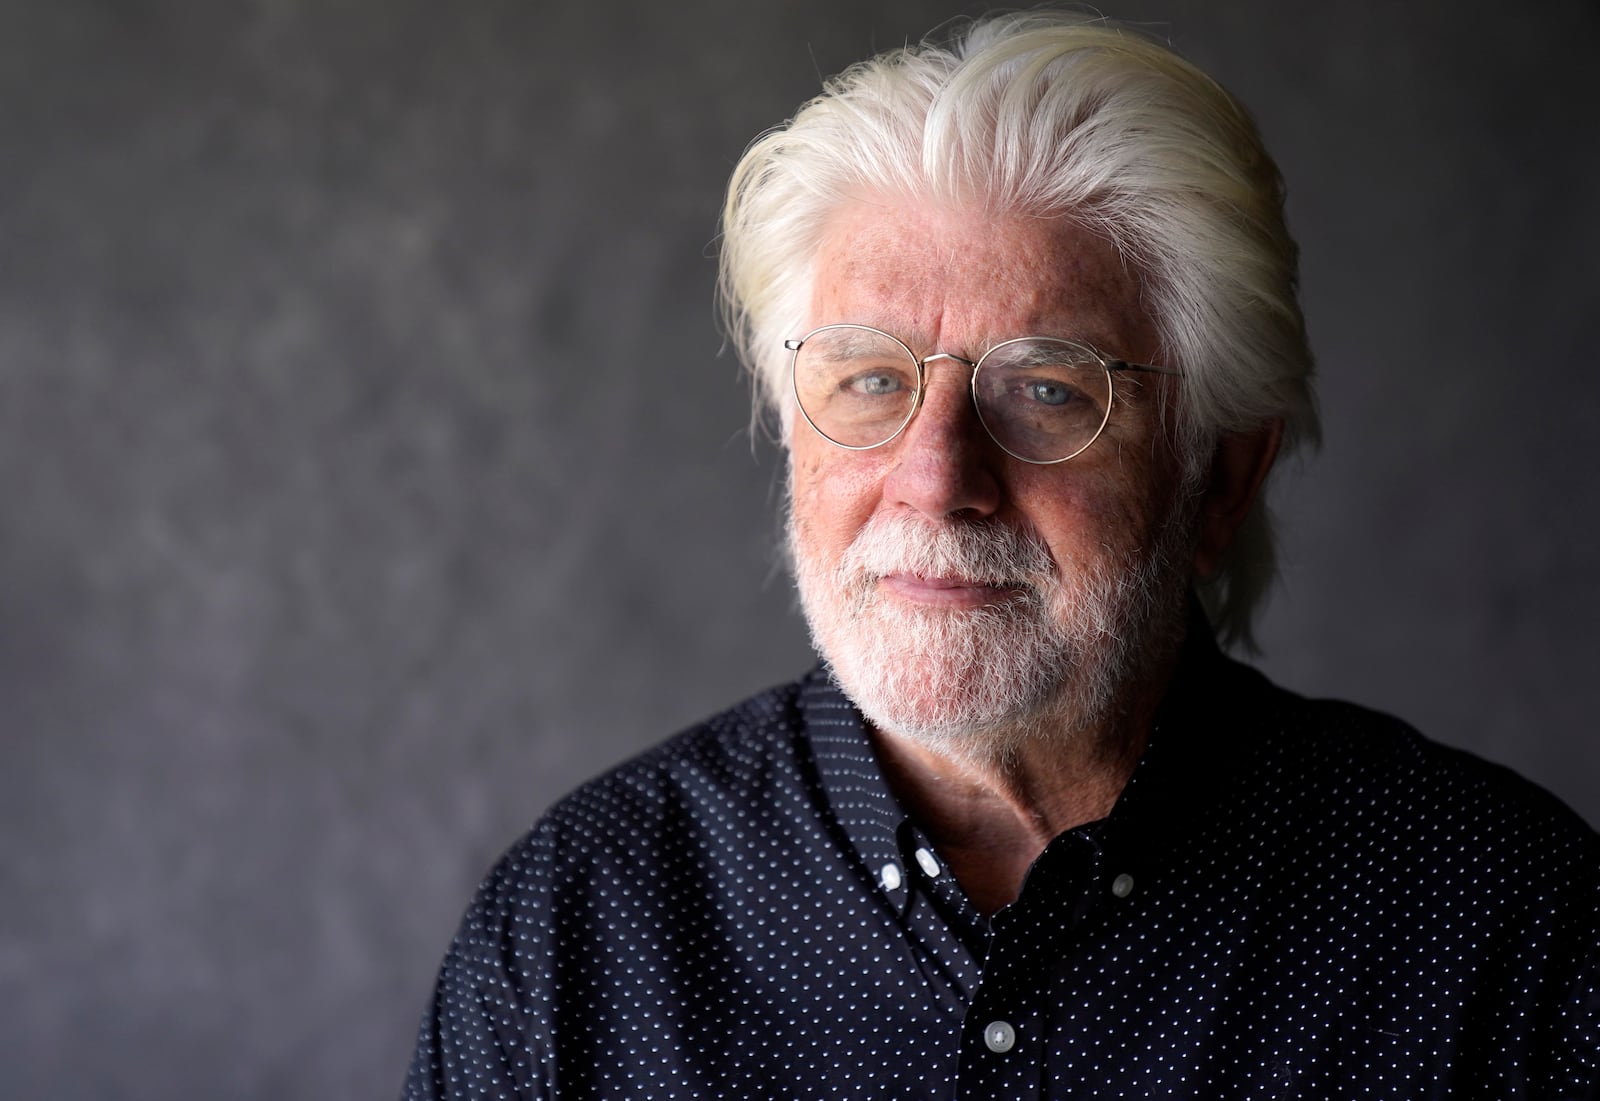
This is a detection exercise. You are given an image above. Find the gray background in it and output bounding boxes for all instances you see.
[3,1,1596,1097]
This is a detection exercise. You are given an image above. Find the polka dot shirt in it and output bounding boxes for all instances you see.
[404,632,1599,1099]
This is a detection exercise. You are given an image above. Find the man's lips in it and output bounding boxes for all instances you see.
[877,573,1029,608]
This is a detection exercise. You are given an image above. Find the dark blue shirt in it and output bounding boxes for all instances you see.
[404,636,1599,1099]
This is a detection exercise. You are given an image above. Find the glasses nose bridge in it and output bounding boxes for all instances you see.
[918,350,978,375]
[914,350,980,406]
[906,349,984,436]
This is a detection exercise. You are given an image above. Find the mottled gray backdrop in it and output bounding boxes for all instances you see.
[3,1,1596,1097]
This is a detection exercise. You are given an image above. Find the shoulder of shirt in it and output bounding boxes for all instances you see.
[1222,657,1598,866]
[485,675,819,877]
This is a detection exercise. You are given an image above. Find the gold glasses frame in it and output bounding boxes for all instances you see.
[784,323,1181,465]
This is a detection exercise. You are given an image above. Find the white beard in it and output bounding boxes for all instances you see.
[789,508,1190,764]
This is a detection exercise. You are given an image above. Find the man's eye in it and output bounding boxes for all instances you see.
[849,373,904,396]
[1024,379,1078,406]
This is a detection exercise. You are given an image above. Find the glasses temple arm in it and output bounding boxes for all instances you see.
[1109,361,1182,377]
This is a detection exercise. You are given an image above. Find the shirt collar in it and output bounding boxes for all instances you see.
[799,669,909,901]
[1101,616,1266,853]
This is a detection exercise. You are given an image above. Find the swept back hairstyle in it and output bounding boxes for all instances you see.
[718,11,1319,649]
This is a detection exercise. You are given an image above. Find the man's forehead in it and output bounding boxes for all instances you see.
[808,200,1154,355]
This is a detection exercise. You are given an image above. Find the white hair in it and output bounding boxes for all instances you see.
[718,10,1319,649]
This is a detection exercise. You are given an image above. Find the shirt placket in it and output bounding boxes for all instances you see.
[953,830,1107,1101]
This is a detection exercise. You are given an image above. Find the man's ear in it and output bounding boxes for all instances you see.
[1193,419,1283,579]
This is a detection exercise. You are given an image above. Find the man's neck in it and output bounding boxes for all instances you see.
[868,651,1179,916]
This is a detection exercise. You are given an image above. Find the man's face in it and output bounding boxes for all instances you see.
[787,199,1199,758]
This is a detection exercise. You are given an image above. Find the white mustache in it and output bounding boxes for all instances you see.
[837,514,1056,591]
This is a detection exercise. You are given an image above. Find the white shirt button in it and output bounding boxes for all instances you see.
[1111,873,1135,898]
[983,1020,1016,1053]
[914,847,941,878]
[880,863,903,891]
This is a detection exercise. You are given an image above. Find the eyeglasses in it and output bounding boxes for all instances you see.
[784,324,1181,465]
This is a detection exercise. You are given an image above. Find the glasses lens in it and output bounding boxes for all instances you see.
[792,326,920,449]
[973,338,1112,463]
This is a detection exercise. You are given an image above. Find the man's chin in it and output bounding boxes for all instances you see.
[822,639,1091,761]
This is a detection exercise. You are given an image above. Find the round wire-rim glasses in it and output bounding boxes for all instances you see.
[784,323,1182,465]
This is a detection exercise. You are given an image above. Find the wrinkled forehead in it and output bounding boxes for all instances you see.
[806,199,1155,360]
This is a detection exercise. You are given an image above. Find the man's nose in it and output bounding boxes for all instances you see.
[880,360,1002,520]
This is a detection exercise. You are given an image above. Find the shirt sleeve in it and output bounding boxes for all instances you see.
[1542,884,1600,1099]
[402,828,558,1101]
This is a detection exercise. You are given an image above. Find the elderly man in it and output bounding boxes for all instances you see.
[404,13,1597,1099]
